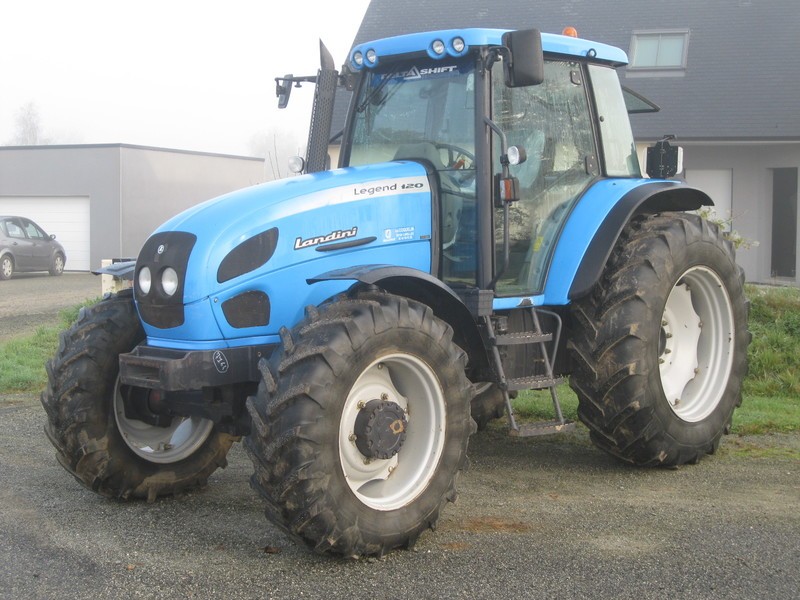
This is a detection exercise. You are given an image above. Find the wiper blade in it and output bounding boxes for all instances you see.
[356,67,400,113]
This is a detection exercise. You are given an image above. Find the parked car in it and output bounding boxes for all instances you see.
[0,216,66,280]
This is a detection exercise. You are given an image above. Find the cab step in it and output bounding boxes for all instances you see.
[509,419,577,437]
[493,331,553,345]
[506,375,564,392]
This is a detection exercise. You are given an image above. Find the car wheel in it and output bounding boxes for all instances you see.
[0,255,13,280]
[49,253,65,276]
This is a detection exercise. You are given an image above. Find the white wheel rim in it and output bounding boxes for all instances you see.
[54,256,64,272]
[338,353,447,511]
[659,266,735,422]
[1,258,11,277]
[113,378,214,464]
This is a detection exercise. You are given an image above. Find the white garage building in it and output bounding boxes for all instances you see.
[0,144,265,271]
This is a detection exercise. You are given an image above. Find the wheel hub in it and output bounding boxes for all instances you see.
[354,399,408,460]
[658,267,735,422]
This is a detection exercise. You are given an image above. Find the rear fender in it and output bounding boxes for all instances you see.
[543,179,712,304]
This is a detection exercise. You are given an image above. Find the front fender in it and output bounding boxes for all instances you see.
[310,265,490,377]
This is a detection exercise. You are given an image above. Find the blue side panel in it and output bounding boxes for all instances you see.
[493,295,545,310]
[208,241,432,342]
[541,178,663,305]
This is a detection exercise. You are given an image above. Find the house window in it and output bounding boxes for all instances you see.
[629,30,689,70]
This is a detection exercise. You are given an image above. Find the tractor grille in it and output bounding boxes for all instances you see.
[135,231,197,329]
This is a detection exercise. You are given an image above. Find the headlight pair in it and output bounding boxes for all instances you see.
[138,266,179,297]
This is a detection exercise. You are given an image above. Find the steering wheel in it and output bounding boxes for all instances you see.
[434,142,475,170]
[433,143,477,189]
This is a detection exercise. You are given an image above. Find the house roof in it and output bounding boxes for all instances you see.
[333,0,800,141]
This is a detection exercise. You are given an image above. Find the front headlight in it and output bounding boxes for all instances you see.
[138,266,152,295]
[162,267,179,296]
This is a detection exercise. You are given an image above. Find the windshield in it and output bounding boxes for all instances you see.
[348,57,479,285]
[348,57,475,168]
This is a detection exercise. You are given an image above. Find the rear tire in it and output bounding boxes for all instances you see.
[41,290,236,500]
[245,289,473,557]
[568,213,749,466]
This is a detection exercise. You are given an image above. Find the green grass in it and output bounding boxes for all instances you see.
[743,284,800,397]
[0,299,98,394]
[512,384,579,422]
[730,394,800,435]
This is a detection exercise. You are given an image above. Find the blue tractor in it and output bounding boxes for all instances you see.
[43,27,749,557]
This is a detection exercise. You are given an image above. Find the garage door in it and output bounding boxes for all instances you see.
[0,197,90,271]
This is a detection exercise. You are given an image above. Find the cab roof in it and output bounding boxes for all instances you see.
[348,28,628,71]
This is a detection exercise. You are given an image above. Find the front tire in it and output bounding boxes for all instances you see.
[568,213,749,466]
[49,253,65,276]
[41,290,236,500]
[245,289,473,557]
[0,255,13,280]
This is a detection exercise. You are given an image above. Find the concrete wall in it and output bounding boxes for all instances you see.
[635,141,800,285]
[119,147,265,257]
[680,143,800,285]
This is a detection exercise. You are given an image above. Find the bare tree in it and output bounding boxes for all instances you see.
[7,101,51,146]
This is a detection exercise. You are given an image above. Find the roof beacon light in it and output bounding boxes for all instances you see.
[432,39,446,55]
[562,26,579,38]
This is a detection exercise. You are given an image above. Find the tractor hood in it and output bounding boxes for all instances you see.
[134,160,435,345]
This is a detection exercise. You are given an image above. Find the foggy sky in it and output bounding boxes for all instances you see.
[0,0,370,157]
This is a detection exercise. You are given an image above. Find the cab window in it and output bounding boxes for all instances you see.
[589,64,641,177]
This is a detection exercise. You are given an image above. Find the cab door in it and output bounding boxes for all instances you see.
[491,60,598,296]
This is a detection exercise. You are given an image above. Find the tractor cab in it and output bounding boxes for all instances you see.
[283,29,645,304]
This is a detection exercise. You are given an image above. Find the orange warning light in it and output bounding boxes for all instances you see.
[562,26,579,38]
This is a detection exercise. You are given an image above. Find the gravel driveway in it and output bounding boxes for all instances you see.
[0,272,101,343]
[1,275,798,599]
[1,399,798,600]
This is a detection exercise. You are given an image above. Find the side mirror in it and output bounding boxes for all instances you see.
[501,29,545,87]
[646,137,684,179]
[276,74,293,109]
